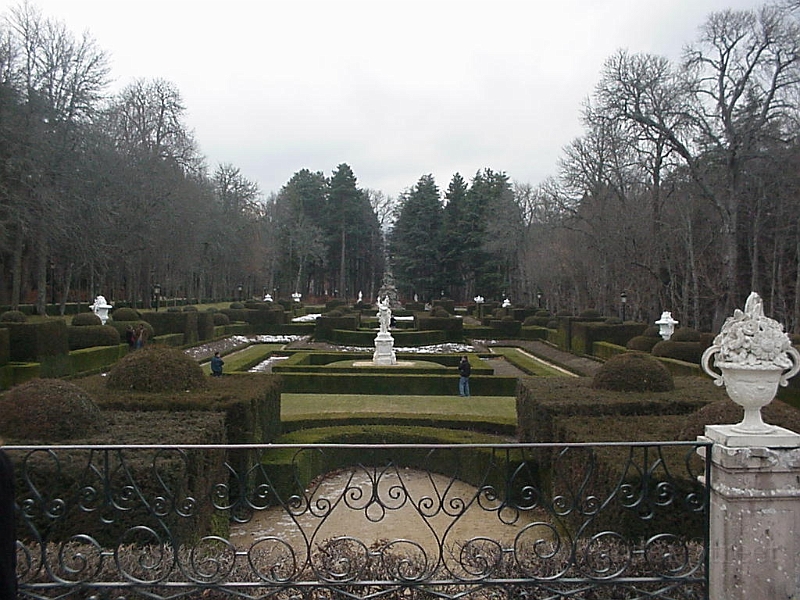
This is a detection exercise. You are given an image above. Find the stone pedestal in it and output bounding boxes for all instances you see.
[701,433,800,600]
[372,332,396,366]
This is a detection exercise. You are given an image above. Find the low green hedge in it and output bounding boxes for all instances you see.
[0,327,8,366]
[258,425,537,507]
[1,320,69,362]
[70,344,127,375]
[77,373,283,445]
[327,328,448,346]
[279,372,517,395]
[489,320,521,337]
[0,362,39,389]
[519,326,549,340]
[415,316,463,340]
[67,325,121,350]
[314,315,360,341]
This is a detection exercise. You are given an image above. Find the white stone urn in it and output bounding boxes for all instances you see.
[701,292,800,436]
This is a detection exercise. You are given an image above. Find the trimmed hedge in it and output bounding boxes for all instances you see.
[0,328,8,367]
[328,328,448,347]
[279,372,518,395]
[245,308,286,333]
[314,315,360,341]
[570,321,647,356]
[67,325,121,350]
[260,425,535,506]
[70,344,128,375]
[415,316,464,340]
[76,373,283,446]
[489,319,521,337]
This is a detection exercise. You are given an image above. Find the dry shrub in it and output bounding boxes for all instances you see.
[592,352,674,393]
[70,312,102,326]
[106,345,208,393]
[0,378,104,441]
[678,399,800,440]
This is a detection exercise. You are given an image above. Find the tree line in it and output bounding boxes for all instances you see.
[389,1,800,332]
[2,1,799,334]
[0,3,384,313]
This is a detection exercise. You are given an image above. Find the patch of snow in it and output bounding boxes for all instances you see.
[248,355,289,373]
[292,313,321,322]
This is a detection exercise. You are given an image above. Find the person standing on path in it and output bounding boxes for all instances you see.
[210,352,224,377]
[458,356,471,397]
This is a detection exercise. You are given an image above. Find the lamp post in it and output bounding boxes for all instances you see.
[620,291,627,322]
[655,311,678,340]
[153,283,161,312]
[50,260,56,306]
[237,283,243,302]
[474,295,484,319]
[537,291,542,309]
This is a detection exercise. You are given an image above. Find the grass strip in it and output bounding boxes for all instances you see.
[489,347,575,377]
[282,393,516,421]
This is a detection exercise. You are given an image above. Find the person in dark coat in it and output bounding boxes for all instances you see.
[210,352,224,377]
[0,445,17,600]
[458,356,471,397]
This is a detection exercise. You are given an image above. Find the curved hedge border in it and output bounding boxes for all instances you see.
[259,424,536,505]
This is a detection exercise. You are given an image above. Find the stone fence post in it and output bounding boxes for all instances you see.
[702,428,800,600]
[696,292,800,599]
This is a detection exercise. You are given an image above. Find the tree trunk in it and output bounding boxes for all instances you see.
[35,229,48,316]
[11,232,24,311]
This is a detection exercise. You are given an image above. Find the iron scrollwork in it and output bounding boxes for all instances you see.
[7,441,710,599]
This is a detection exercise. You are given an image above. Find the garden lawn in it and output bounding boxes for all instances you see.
[282,393,516,425]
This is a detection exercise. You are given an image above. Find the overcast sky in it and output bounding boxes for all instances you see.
[4,0,767,200]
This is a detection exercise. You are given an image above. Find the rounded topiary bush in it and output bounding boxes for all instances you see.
[230,302,245,310]
[111,307,140,322]
[0,310,26,323]
[523,316,538,326]
[605,317,623,325]
[670,327,702,343]
[183,305,198,312]
[627,325,663,352]
[106,345,208,393]
[592,351,674,392]
[71,312,102,326]
[0,379,104,441]
[678,400,800,441]
[546,319,559,329]
[556,310,572,317]
[326,308,344,318]
[212,312,230,326]
[579,308,602,319]
[432,306,450,319]
[167,307,181,312]
[651,340,703,364]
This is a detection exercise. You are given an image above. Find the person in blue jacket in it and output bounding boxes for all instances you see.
[458,356,471,397]
[210,352,224,377]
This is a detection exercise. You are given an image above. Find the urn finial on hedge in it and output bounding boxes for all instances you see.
[701,292,800,446]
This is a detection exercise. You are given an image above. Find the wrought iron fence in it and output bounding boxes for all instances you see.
[5,441,711,599]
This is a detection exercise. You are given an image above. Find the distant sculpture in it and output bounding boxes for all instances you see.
[358,291,363,303]
[377,296,392,333]
[373,295,397,365]
[90,295,112,325]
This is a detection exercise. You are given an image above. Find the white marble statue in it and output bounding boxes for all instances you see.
[377,296,391,333]
[90,295,113,325]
